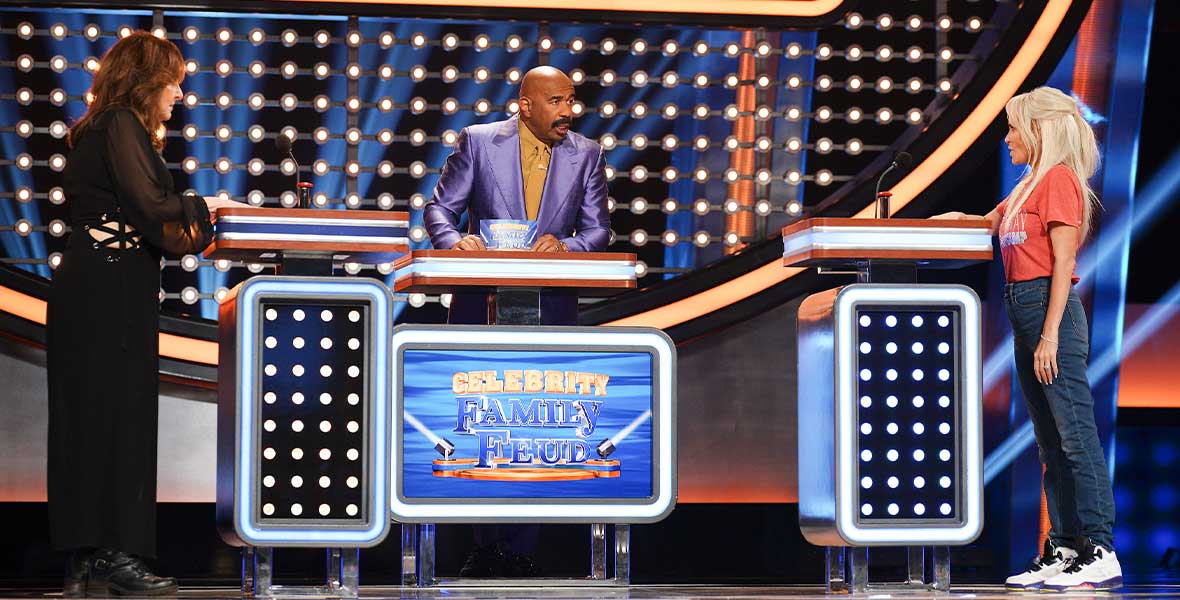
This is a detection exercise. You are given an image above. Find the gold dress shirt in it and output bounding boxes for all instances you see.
[519,122,551,220]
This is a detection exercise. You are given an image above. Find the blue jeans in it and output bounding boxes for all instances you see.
[1003,277,1115,551]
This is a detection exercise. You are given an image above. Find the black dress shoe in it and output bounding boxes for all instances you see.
[63,549,93,597]
[88,549,178,597]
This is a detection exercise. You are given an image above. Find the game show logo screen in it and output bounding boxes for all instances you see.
[398,349,655,501]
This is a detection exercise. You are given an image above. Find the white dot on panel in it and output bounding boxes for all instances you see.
[913,449,926,461]
[319,476,331,488]
[264,392,276,404]
[887,422,899,435]
[347,421,360,433]
[940,503,952,515]
[321,337,333,350]
[291,503,303,516]
[320,393,332,405]
[292,420,304,432]
[319,448,332,460]
[886,342,898,354]
[292,365,305,377]
[886,369,898,381]
[938,315,950,327]
[321,309,333,322]
[264,364,277,376]
[346,504,359,516]
[860,315,872,327]
[861,503,873,516]
[293,309,305,321]
[885,315,897,327]
[913,476,926,488]
[861,476,873,488]
[263,420,276,432]
[888,503,900,516]
[291,475,303,488]
[911,369,924,381]
[940,449,952,461]
[263,503,275,515]
[860,369,872,381]
[346,476,359,488]
[293,337,305,349]
[348,365,360,378]
[913,422,925,435]
[938,369,951,381]
[912,315,924,327]
[320,420,332,432]
[348,310,360,322]
[860,423,872,435]
[265,309,278,321]
[939,395,951,408]
[860,396,872,408]
[887,476,899,489]
[263,475,275,487]
[292,392,305,405]
[347,393,360,405]
[938,342,950,354]
[319,503,331,516]
[291,448,304,459]
[911,396,924,408]
[887,449,899,461]
[320,365,333,377]
[914,503,926,515]
[911,342,924,354]
[939,422,951,434]
[940,476,952,488]
[348,338,361,350]
[860,342,872,354]
[861,449,872,461]
[886,395,899,408]
[265,336,277,348]
[263,447,276,460]
[347,448,359,461]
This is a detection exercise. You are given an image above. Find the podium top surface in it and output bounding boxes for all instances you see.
[392,250,637,294]
[205,207,410,261]
[781,217,993,269]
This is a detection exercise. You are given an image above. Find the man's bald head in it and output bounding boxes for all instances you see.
[518,66,576,144]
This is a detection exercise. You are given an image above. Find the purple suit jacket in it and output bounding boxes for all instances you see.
[423,116,611,325]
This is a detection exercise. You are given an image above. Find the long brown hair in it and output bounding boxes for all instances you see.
[68,31,185,151]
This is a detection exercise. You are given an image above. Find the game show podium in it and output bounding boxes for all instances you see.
[784,218,992,593]
[209,207,409,598]
[391,250,677,587]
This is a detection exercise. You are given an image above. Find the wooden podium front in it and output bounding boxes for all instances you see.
[205,207,410,263]
[391,250,637,295]
[782,218,993,272]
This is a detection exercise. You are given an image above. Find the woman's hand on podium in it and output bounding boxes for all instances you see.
[454,235,487,251]
[929,211,967,220]
[532,234,568,252]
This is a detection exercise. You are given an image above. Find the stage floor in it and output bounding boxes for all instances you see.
[2,584,1180,599]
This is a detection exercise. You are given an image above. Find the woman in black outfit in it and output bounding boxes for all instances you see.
[48,31,233,596]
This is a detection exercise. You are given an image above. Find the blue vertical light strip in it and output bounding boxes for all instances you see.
[1087,0,1153,479]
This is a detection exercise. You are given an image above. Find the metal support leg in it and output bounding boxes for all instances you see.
[613,524,630,585]
[848,547,868,593]
[417,523,436,587]
[590,523,608,580]
[241,546,273,598]
[401,523,418,585]
[241,547,255,596]
[825,547,848,593]
[325,548,359,596]
[932,546,951,591]
[906,546,925,586]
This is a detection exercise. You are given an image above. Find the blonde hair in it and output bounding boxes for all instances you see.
[1001,86,1101,239]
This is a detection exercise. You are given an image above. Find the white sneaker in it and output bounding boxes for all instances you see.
[1005,539,1078,590]
[1041,541,1123,592]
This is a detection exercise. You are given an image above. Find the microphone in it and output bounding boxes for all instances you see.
[875,151,912,219]
[276,132,312,208]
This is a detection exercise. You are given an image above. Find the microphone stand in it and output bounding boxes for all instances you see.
[875,163,899,219]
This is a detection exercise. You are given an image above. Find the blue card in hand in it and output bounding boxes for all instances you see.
[480,219,538,250]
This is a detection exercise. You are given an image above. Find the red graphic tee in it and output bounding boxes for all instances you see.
[995,164,1084,284]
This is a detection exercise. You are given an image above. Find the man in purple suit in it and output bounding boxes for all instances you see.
[424,65,611,326]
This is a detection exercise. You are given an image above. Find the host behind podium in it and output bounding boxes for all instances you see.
[423,65,610,326]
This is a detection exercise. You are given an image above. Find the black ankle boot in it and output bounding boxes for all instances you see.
[63,549,93,597]
[88,549,178,597]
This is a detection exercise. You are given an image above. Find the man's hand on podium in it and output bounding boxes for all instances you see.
[532,234,568,252]
[454,235,487,251]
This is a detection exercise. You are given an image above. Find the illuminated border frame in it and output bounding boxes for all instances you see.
[388,325,676,523]
[833,285,982,545]
[222,276,392,547]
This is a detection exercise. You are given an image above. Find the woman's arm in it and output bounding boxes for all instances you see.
[928,208,1001,234]
[1035,223,1080,384]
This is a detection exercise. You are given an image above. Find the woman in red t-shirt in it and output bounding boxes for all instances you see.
[933,87,1120,591]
